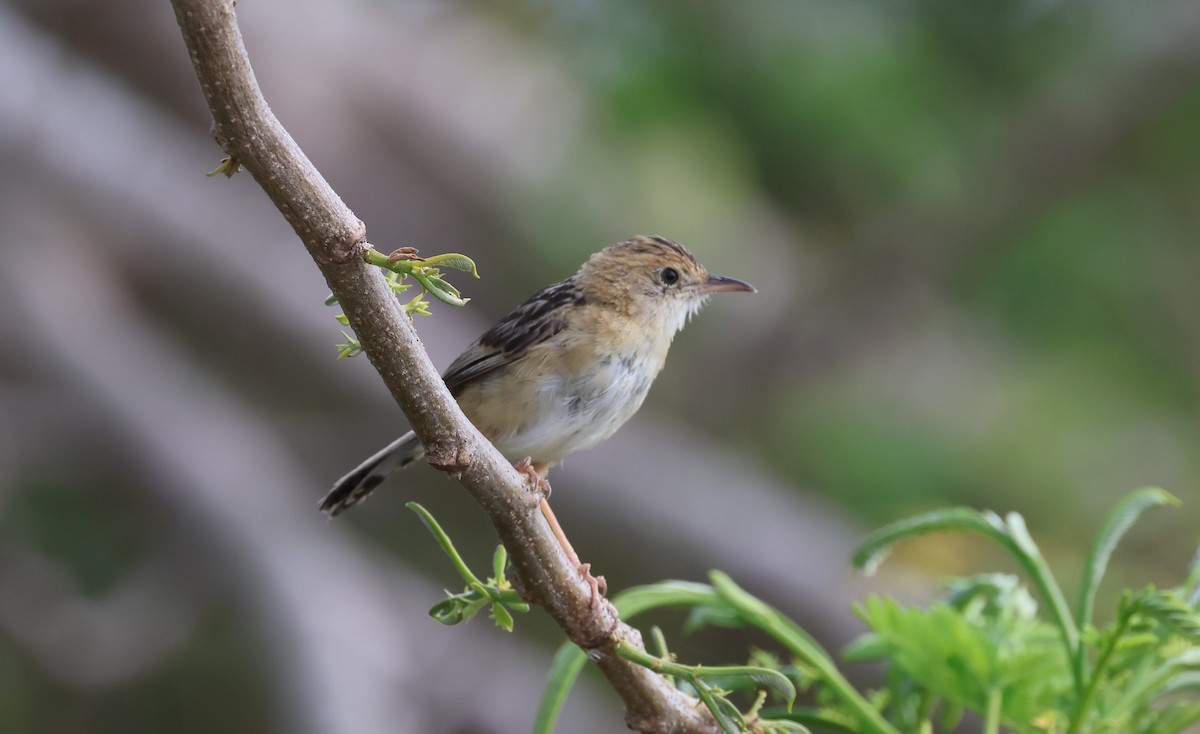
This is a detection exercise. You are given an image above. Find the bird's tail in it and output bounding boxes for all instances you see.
[320,431,425,516]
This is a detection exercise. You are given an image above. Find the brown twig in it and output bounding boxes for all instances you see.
[169,1,715,731]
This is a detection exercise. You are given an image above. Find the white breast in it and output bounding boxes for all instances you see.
[490,351,662,464]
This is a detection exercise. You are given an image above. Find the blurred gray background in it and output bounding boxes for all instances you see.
[2,0,1198,732]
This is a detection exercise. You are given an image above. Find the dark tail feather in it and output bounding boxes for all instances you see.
[320,432,425,516]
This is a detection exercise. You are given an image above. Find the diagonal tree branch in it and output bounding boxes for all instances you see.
[169,1,716,731]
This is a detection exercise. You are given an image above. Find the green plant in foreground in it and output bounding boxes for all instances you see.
[411,489,1199,734]
[843,488,1199,734]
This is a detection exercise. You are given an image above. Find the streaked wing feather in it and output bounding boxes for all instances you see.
[442,278,584,396]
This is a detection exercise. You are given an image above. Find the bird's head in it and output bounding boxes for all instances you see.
[576,235,755,333]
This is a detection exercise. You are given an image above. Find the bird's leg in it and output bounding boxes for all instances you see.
[513,457,606,609]
[539,498,606,609]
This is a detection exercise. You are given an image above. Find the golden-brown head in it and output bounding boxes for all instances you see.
[575,235,755,332]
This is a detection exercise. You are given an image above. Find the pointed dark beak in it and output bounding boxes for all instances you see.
[700,274,756,294]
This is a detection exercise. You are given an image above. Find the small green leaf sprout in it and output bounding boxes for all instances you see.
[326,244,478,358]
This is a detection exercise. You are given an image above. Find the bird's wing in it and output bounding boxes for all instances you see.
[442,278,583,396]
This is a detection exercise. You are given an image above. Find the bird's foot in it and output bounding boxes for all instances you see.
[514,457,551,498]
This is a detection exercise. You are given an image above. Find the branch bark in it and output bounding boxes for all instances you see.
[170,1,716,731]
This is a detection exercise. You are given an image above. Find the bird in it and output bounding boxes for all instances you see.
[320,235,754,601]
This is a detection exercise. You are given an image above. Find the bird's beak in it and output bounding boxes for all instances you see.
[699,274,756,294]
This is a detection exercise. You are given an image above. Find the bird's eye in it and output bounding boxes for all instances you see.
[659,267,680,286]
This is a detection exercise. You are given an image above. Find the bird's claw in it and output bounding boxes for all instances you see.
[578,562,607,610]
[514,457,551,498]
[514,456,538,481]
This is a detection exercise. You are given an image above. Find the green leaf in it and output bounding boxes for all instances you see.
[206,156,239,177]
[945,574,1038,623]
[1077,488,1178,631]
[691,678,744,734]
[535,643,589,734]
[428,596,479,626]
[611,580,720,618]
[711,570,776,618]
[851,595,1070,725]
[707,573,900,734]
[760,707,853,732]
[758,719,812,734]
[1124,588,1200,641]
[490,601,514,632]
[684,604,746,633]
[413,271,470,307]
[428,597,466,625]
[406,502,483,589]
[694,666,797,709]
[336,331,362,359]
[938,701,964,731]
[492,545,508,583]
[403,291,432,316]
[421,252,480,277]
[852,507,1004,575]
[360,247,476,307]
[709,572,834,670]
[841,633,890,662]
[648,626,670,660]
[852,507,1082,694]
[615,640,791,728]
[384,270,411,294]
[532,582,717,733]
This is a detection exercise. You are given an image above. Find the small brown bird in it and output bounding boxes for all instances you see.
[321,235,754,600]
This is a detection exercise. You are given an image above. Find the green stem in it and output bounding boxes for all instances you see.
[614,640,796,703]
[710,572,901,734]
[1068,612,1130,734]
[916,690,934,734]
[984,689,1002,734]
[1004,514,1084,694]
[407,502,485,590]
[364,247,409,271]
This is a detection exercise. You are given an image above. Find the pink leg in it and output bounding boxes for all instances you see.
[513,458,605,609]
[539,499,606,609]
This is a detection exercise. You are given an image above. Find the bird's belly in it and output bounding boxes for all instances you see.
[488,355,659,464]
